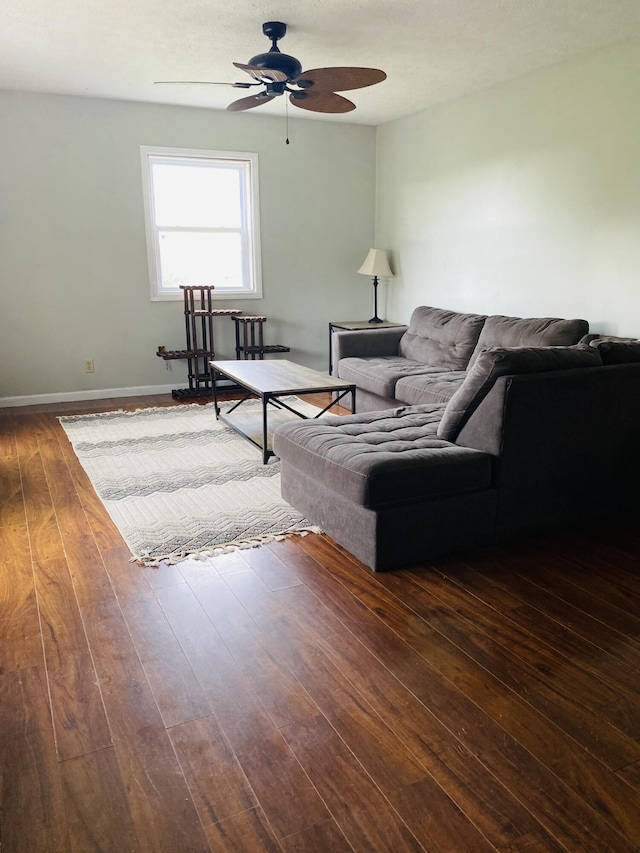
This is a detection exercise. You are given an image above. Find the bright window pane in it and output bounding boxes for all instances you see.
[152,162,242,228]
[141,146,261,300]
[158,231,243,289]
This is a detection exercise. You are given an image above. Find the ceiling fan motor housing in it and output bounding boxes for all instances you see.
[249,21,302,81]
[248,51,302,80]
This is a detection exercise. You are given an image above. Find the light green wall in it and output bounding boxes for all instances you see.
[0,90,376,401]
[376,37,640,336]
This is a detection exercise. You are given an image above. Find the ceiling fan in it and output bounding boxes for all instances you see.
[156,21,387,114]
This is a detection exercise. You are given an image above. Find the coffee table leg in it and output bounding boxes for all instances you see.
[262,393,269,464]
[210,365,220,417]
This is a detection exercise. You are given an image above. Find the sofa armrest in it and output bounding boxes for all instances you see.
[332,327,407,371]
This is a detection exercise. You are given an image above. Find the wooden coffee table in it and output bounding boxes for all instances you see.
[209,359,356,463]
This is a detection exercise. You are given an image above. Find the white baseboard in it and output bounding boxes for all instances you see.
[0,379,240,409]
[0,383,190,409]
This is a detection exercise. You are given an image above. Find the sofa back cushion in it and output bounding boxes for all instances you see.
[437,345,603,443]
[589,336,640,364]
[469,315,589,366]
[398,306,487,369]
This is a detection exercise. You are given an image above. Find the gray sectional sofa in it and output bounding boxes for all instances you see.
[274,306,640,571]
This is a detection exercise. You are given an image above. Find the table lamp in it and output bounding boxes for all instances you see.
[357,248,394,323]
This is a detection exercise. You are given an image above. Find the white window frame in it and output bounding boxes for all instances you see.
[140,145,262,301]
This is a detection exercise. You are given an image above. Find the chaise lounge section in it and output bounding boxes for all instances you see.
[275,315,640,571]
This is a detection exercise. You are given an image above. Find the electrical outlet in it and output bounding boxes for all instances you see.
[85,359,95,374]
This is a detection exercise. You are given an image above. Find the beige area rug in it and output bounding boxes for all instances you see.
[59,400,320,565]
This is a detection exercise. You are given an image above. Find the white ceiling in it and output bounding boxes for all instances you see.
[3,0,640,126]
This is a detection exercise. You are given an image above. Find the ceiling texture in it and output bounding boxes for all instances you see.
[3,0,640,125]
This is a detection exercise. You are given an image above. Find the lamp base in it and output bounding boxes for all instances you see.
[368,316,383,324]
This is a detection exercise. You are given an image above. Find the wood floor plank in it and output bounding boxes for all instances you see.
[60,747,141,852]
[215,702,333,839]
[0,454,26,527]
[0,525,44,672]
[210,548,256,575]
[19,446,65,561]
[82,597,211,852]
[102,544,158,600]
[169,714,258,826]
[279,819,353,852]
[0,520,31,566]
[0,665,69,851]
[388,777,497,853]
[222,627,322,730]
[145,559,188,589]
[280,714,426,852]
[238,541,304,591]
[617,760,640,790]
[35,555,113,760]
[38,436,78,499]
[46,652,112,761]
[34,557,92,665]
[0,414,17,456]
[180,561,259,641]
[52,489,116,607]
[0,586,44,672]
[154,581,260,719]
[203,806,280,852]
[117,588,212,728]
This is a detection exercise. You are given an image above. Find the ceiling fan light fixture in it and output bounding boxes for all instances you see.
[264,82,286,96]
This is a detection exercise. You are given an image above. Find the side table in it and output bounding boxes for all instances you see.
[328,320,405,373]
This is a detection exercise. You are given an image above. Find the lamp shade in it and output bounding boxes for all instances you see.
[357,248,394,278]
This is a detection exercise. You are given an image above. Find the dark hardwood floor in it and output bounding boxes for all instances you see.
[1,393,640,851]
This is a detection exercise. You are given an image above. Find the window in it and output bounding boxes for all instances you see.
[140,146,262,301]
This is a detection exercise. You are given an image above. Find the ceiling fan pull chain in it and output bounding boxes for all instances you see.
[285,96,290,145]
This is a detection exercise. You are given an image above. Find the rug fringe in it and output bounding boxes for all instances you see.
[130,526,323,567]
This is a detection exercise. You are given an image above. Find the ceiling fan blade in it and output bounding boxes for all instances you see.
[233,62,288,84]
[227,93,276,112]
[294,67,386,92]
[290,91,356,114]
[154,80,257,88]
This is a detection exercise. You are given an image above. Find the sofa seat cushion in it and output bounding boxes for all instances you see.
[438,345,603,442]
[395,371,467,405]
[469,315,589,365]
[273,405,493,510]
[398,306,487,369]
[338,356,454,399]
